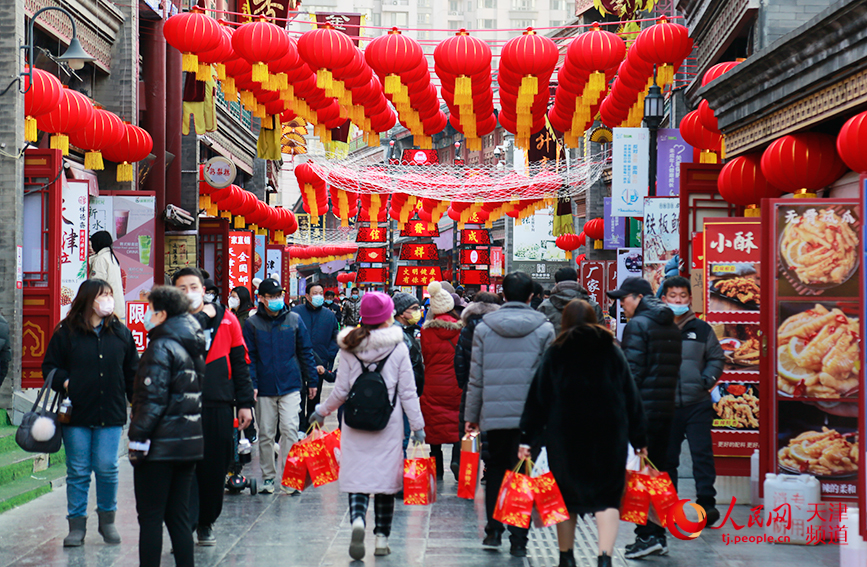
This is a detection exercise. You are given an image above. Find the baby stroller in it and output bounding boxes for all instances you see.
[225,417,258,495]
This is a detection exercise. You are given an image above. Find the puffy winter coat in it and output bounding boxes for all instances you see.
[129,313,205,462]
[465,302,555,431]
[394,321,424,396]
[419,314,464,445]
[89,248,125,320]
[292,302,339,369]
[342,297,361,327]
[620,295,682,425]
[675,311,725,407]
[536,280,604,334]
[454,301,500,390]
[42,317,139,427]
[200,304,254,408]
[243,307,318,396]
[317,325,424,495]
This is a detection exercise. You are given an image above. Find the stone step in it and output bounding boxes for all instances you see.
[0,465,66,514]
[0,425,18,455]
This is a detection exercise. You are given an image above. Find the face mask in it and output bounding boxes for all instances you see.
[204,293,215,303]
[228,297,240,310]
[351,294,359,300]
[406,310,422,325]
[667,303,690,316]
[187,291,203,310]
[267,298,284,312]
[94,297,115,318]
[143,308,157,331]
[324,299,333,305]
[311,295,324,308]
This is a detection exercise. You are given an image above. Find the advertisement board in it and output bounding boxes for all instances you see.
[227,232,253,293]
[126,301,149,354]
[512,209,564,261]
[603,197,626,250]
[105,195,156,302]
[60,180,89,319]
[611,128,650,216]
[655,128,693,197]
[489,247,503,277]
[642,197,680,295]
[615,248,642,341]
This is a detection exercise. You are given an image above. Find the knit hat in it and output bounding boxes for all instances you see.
[392,292,419,316]
[440,281,455,294]
[427,281,455,315]
[359,292,394,325]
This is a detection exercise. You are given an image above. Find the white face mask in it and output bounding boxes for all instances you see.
[204,293,216,303]
[187,291,203,310]
[228,296,240,310]
[94,296,115,318]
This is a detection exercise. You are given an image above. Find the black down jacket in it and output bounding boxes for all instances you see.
[620,295,682,425]
[129,313,206,462]
[454,301,500,390]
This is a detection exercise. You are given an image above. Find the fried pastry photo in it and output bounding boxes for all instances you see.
[715,277,760,306]
[778,427,859,477]
[780,208,858,286]
[714,389,759,429]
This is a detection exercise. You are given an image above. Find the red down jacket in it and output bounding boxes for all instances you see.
[419,314,464,445]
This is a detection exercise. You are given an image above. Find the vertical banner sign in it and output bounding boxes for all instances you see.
[655,128,693,197]
[861,175,867,540]
[253,235,266,282]
[603,197,626,249]
[642,197,680,295]
[763,200,862,503]
[490,247,503,277]
[704,219,762,458]
[126,301,149,354]
[112,196,156,302]
[60,180,89,319]
[611,128,650,217]
[580,261,606,306]
[165,234,197,280]
[265,246,283,281]
[228,232,253,292]
[615,248,642,341]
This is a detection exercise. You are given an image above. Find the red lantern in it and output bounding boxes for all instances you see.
[364,28,424,97]
[679,110,722,163]
[761,133,847,197]
[68,108,125,171]
[633,17,692,86]
[101,123,154,182]
[162,7,222,73]
[717,152,783,214]
[556,233,581,260]
[195,21,235,82]
[297,25,355,94]
[697,99,719,134]
[837,110,867,174]
[584,218,605,250]
[36,87,95,156]
[566,23,624,103]
[701,61,740,87]
[23,66,63,143]
[434,30,491,106]
[232,18,291,85]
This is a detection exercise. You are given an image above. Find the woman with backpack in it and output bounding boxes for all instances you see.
[308,292,425,561]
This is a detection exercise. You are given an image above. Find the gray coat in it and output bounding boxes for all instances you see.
[537,280,605,334]
[675,311,725,407]
[465,302,555,431]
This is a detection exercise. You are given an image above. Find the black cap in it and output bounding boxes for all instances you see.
[607,276,653,299]
[258,278,283,296]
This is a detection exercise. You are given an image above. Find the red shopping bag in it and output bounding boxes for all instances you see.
[620,469,651,525]
[281,445,311,492]
[296,425,339,487]
[532,472,569,527]
[322,427,341,473]
[644,460,678,527]
[457,434,480,500]
[493,460,534,528]
[404,443,436,505]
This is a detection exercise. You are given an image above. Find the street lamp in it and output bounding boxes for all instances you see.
[643,79,665,197]
[454,140,461,161]
[21,7,95,93]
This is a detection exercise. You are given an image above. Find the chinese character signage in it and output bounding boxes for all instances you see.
[579,261,611,307]
[227,231,253,292]
[400,243,438,261]
[642,197,680,295]
[314,12,362,46]
[527,126,561,165]
[460,249,490,265]
[357,267,389,283]
[357,247,388,263]
[612,128,650,216]
[60,180,89,320]
[762,199,862,501]
[460,228,491,246]
[704,219,762,459]
[401,220,439,237]
[394,266,442,286]
[240,0,300,24]
[126,301,149,354]
[461,269,490,286]
[356,226,387,243]
[490,247,503,277]
[655,129,693,197]
[603,197,626,249]
[165,234,197,281]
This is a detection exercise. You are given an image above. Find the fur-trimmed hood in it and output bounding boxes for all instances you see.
[422,314,464,331]
[337,324,404,361]
[461,301,500,323]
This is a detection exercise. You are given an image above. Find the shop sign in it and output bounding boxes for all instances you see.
[603,197,626,249]
[579,261,608,307]
[227,231,253,292]
[400,243,438,261]
[314,12,362,46]
[357,267,389,283]
[612,128,650,216]
[357,247,388,263]
[400,220,439,237]
[642,197,679,295]
[126,301,149,354]
[460,228,491,246]
[489,247,503,277]
[203,156,236,189]
[60,180,89,319]
[460,249,490,265]
[394,266,442,286]
[356,226,388,243]
[461,269,490,286]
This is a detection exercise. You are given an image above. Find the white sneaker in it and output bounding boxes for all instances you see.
[374,534,390,556]
[349,518,365,560]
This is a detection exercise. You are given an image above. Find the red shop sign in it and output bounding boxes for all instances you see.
[460,249,490,265]
[356,267,389,283]
[461,269,490,285]
[356,247,388,263]
[400,243,439,261]
[126,301,149,354]
[461,229,491,245]
[356,226,388,243]
[228,231,253,292]
[400,220,440,237]
[580,261,607,306]
[704,223,761,264]
[394,266,443,286]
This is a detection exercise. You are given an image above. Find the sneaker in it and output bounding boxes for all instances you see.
[280,485,300,496]
[349,518,365,560]
[196,525,216,546]
[624,536,664,559]
[260,479,275,494]
[374,534,391,556]
[658,536,669,556]
[510,543,528,558]
[705,507,721,527]
[482,532,502,549]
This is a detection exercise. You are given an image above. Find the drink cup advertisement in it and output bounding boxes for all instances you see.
[112,196,156,301]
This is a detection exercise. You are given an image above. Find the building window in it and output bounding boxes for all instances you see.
[467,1,473,10]
[484,0,496,7]
[449,20,462,29]
[449,0,461,12]
[511,0,535,10]
[419,0,431,6]
[479,18,495,28]
[550,20,562,27]
[372,12,381,27]
[418,13,431,24]
[511,19,535,29]
[550,0,566,9]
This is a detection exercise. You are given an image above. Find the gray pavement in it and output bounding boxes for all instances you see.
[0,420,844,567]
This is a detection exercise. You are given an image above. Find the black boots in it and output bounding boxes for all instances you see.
[558,549,576,567]
[598,551,613,567]
[63,517,87,547]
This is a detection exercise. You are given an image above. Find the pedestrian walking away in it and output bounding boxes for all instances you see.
[519,299,647,567]
[292,283,339,428]
[42,279,139,547]
[392,291,425,457]
[129,286,206,567]
[537,267,605,333]
[308,292,425,561]
[607,277,682,559]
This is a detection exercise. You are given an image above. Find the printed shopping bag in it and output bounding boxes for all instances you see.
[620,469,651,525]
[644,460,679,527]
[457,434,480,500]
[532,472,569,527]
[297,425,339,487]
[493,460,535,529]
[404,443,436,505]
[322,427,341,471]
[281,445,311,491]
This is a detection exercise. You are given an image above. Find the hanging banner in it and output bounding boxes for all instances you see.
[461,269,490,286]
[357,247,389,263]
[603,197,626,250]
[126,301,149,354]
[656,128,693,197]
[357,267,389,283]
[394,266,442,286]
[227,232,253,293]
[265,246,283,281]
[400,243,439,261]
[642,197,680,295]
[611,128,650,217]
[60,180,89,319]
[490,247,503,277]
[401,220,440,237]
[460,249,490,265]
[356,226,388,243]
[460,228,491,246]
[314,12,363,45]
[253,235,266,282]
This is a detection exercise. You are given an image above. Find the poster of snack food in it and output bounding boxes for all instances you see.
[253,235,266,282]
[60,180,90,319]
[641,197,679,294]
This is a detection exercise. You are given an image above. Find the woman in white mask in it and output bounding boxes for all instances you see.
[89,231,125,321]
[42,279,141,547]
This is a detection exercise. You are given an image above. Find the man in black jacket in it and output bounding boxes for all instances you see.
[608,277,682,559]
[660,277,725,527]
[393,292,424,455]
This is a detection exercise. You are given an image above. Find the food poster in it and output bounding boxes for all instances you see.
[253,235,266,282]
[615,248,642,342]
[60,180,90,319]
[227,232,253,293]
[642,197,680,294]
[111,196,156,302]
[704,219,762,457]
[763,200,862,500]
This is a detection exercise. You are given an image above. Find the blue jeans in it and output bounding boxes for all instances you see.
[62,426,122,518]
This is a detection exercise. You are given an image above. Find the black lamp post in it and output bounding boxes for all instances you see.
[21,7,95,93]
[643,79,665,197]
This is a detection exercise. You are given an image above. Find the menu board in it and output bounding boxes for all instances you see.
[763,200,862,501]
[704,219,762,458]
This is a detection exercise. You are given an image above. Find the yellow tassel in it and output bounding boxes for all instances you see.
[182,52,198,73]
[25,117,37,142]
[565,250,572,260]
[275,230,284,242]
[84,151,104,170]
[216,63,226,82]
[117,162,133,182]
[657,64,674,87]
[257,227,267,236]
[209,204,218,217]
[220,210,232,219]
[588,71,606,94]
[223,77,237,98]
[316,69,333,91]
[50,134,69,156]
[518,114,533,129]
[455,76,472,105]
[253,105,266,119]
[720,136,726,160]
[234,215,245,229]
[518,76,538,101]
[700,150,718,164]
[384,74,401,94]
[200,194,211,212]
[594,240,603,249]
[197,63,212,82]
[393,85,409,104]
[268,73,282,91]
[277,73,288,91]
[252,63,269,84]
[368,132,379,147]
[744,205,760,217]
[262,115,273,129]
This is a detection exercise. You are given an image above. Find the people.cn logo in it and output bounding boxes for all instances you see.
[667,499,708,541]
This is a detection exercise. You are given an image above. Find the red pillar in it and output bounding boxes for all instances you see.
[142,19,167,285]
[166,28,183,209]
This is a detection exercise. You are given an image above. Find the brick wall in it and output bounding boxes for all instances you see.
[758,0,836,51]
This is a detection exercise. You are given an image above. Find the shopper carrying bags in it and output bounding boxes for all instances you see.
[308,292,425,561]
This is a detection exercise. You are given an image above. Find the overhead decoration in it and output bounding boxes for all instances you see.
[195,20,234,82]
[297,24,355,98]
[760,133,847,198]
[679,110,722,163]
[101,122,154,182]
[359,193,388,229]
[631,17,692,87]
[289,245,357,265]
[23,66,63,143]
[356,247,387,263]
[68,106,125,170]
[329,185,359,228]
[583,217,605,249]
[232,17,290,84]
[295,162,329,224]
[837,110,867,174]
[556,233,581,260]
[163,7,223,73]
[36,86,95,156]
[717,152,783,215]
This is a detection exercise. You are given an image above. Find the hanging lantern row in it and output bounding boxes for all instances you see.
[288,245,358,266]
[583,217,605,249]
[676,61,741,164]
[336,272,357,284]
[295,162,329,225]
[203,183,299,243]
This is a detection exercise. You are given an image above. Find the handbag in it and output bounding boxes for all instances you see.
[16,370,63,454]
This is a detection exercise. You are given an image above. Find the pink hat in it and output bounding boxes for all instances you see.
[359,292,394,325]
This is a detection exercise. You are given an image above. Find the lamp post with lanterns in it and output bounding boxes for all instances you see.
[643,78,665,197]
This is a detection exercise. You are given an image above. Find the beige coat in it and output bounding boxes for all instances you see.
[90,247,125,320]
